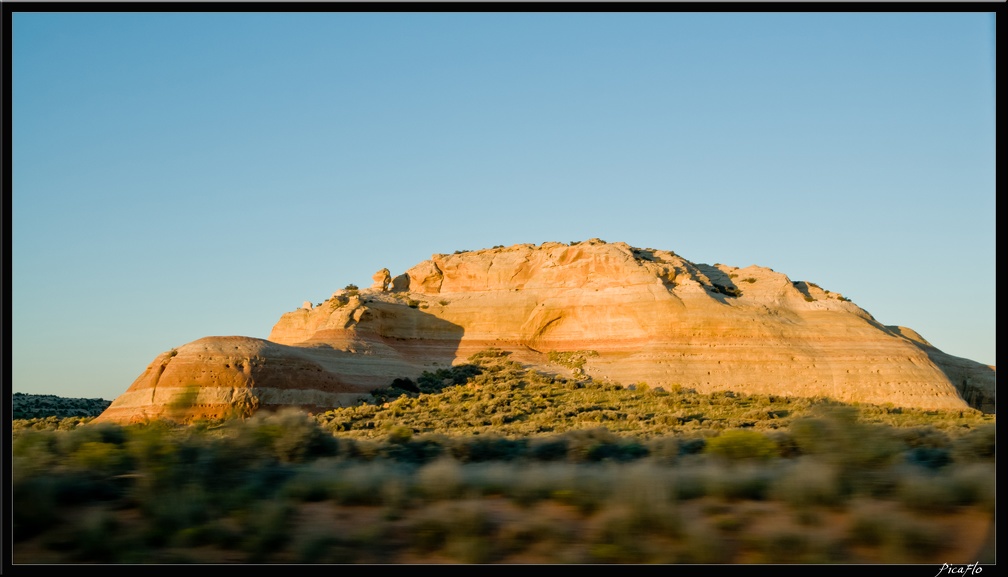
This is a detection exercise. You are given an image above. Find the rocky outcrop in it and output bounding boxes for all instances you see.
[372,268,391,291]
[94,337,375,424]
[94,239,995,424]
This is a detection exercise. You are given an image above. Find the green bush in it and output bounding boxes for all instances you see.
[708,463,774,500]
[12,429,61,474]
[68,441,130,476]
[790,405,903,471]
[896,469,970,513]
[704,429,778,461]
[950,424,995,462]
[547,350,598,371]
[769,457,842,507]
[416,457,465,500]
[241,408,339,464]
[125,422,183,493]
[450,434,528,462]
[528,436,569,461]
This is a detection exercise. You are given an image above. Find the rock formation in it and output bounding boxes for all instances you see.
[372,268,391,292]
[94,239,995,424]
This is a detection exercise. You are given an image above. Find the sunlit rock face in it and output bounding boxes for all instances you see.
[94,239,994,424]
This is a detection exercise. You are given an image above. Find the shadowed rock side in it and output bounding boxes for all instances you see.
[885,325,996,414]
[95,239,994,423]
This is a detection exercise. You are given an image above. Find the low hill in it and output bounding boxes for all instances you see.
[12,392,112,419]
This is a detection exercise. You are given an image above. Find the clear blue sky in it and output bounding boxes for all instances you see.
[11,10,996,401]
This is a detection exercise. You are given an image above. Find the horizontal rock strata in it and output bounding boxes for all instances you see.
[95,239,995,424]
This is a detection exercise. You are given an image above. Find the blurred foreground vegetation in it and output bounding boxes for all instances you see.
[12,350,996,563]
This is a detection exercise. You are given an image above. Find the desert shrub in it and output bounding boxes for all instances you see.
[416,364,484,392]
[845,503,950,561]
[416,500,497,562]
[708,463,774,500]
[895,468,971,513]
[586,438,648,462]
[67,441,131,478]
[138,483,216,547]
[386,425,413,444]
[12,417,56,434]
[563,427,618,462]
[886,513,949,561]
[389,377,419,393]
[12,475,62,540]
[678,436,708,456]
[328,461,409,505]
[904,446,952,470]
[946,462,996,511]
[238,499,295,562]
[524,436,567,461]
[381,435,446,464]
[768,457,842,507]
[198,459,294,514]
[645,435,681,464]
[463,461,519,497]
[12,429,61,474]
[676,522,732,563]
[551,464,613,510]
[469,347,513,360]
[588,506,656,563]
[124,422,184,493]
[547,350,599,371]
[847,507,888,546]
[416,457,465,500]
[176,433,274,495]
[409,515,450,552]
[950,424,995,462]
[446,499,497,537]
[449,434,527,462]
[897,425,951,449]
[790,405,903,476]
[766,430,801,458]
[704,429,778,461]
[671,465,711,500]
[56,421,128,457]
[279,468,335,503]
[502,464,572,506]
[612,461,677,513]
[240,408,339,464]
[497,515,569,557]
[70,509,125,562]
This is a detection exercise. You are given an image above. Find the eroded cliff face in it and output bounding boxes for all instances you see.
[94,239,995,424]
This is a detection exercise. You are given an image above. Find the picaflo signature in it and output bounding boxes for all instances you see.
[935,563,983,577]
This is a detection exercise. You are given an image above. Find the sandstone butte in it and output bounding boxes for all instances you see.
[93,239,996,424]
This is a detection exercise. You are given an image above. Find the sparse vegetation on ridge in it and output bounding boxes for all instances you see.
[547,350,599,372]
[12,393,112,420]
